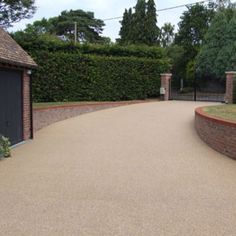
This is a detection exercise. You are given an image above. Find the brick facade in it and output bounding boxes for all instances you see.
[195,107,236,159]
[0,63,32,142]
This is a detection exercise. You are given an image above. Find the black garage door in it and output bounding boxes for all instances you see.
[0,70,23,145]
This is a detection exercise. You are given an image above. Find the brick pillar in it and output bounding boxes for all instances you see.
[22,69,31,140]
[160,73,172,101]
[225,71,236,104]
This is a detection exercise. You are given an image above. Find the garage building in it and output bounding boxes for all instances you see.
[0,28,37,145]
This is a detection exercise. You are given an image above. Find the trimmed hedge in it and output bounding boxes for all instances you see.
[32,51,169,102]
[13,34,166,59]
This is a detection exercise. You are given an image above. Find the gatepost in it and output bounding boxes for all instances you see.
[160,73,172,101]
[225,71,236,104]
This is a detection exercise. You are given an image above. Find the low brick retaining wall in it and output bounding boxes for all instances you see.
[195,107,236,159]
[33,100,156,132]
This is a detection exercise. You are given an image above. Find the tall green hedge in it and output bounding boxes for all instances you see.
[13,34,166,59]
[32,51,169,102]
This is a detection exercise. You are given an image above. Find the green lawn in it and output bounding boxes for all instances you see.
[203,105,236,122]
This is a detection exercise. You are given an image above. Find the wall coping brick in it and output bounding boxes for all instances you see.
[33,100,159,131]
[34,100,156,112]
[195,107,236,128]
[195,106,236,159]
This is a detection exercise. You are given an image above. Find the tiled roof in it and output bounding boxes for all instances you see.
[0,28,37,68]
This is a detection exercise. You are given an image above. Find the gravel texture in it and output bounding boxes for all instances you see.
[0,101,236,236]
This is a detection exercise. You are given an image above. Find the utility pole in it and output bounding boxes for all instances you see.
[74,22,77,44]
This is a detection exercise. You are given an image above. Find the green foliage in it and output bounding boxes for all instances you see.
[172,3,215,86]
[0,0,36,28]
[31,50,170,102]
[214,11,236,76]
[196,9,236,79]
[12,9,106,43]
[118,0,159,46]
[55,10,105,43]
[160,23,175,47]
[132,0,147,44]
[145,0,159,45]
[118,8,133,45]
[175,3,215,49]
[12,34,167,59]
[0,135,11,158]
[186,59,196,86]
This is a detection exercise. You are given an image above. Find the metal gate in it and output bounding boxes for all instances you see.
[0,70,23,145]
[171,76,225,102]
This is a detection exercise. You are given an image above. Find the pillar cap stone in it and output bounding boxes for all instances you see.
[225,71,236,74]
[160,73,172,76]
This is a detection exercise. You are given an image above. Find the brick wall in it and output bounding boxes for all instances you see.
[0,63,32,142]
[195,107,236,159]
[33,100,156,132]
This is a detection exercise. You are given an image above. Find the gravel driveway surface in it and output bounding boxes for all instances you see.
[0,101,236,236]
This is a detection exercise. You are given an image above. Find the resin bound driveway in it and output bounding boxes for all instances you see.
[1,101,236,236]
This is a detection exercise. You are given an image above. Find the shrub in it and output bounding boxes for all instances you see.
[13,34,167,59]
[0,135,11,158]
[32,51,170,102]
[13,36,171,102]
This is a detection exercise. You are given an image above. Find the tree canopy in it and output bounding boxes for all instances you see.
[118,0,159,45]
[0,0,36,28]
[12,9,107,44]
[196,8,236,79]
[175,3,215,49]
[159,23,175,47]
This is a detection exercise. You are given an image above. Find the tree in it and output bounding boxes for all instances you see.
[213,10,236,77]
[175,3,215,49]
[118,0,159,45]
[159,23,175,47]
[132,0,147,44]
[145,0,159,45]
[0,0,36,28]
[54,10,105,43]
[12,9,107,44]
[119,8,133,45]
[172,3,216,85]
[196,10,229,79]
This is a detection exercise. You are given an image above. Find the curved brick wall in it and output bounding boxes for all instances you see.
[33,100,155,132]
[195,107,236,159]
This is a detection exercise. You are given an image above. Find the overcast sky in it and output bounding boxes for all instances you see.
[12,0,205,41]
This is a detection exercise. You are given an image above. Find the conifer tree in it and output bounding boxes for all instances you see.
[146,0,159,45]
[118,0,160,45]
[119,9,129,44]
[132,0,147,44]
